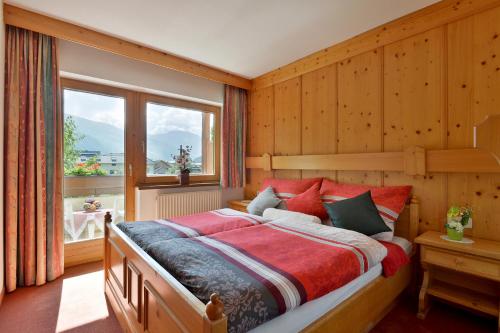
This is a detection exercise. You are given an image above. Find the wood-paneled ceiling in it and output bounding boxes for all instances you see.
[5,0,439,78]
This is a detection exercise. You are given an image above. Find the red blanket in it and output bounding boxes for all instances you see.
[157,208,268,236]
[150,219,388,332]
[379,241,410,277]
[195,219,387,307]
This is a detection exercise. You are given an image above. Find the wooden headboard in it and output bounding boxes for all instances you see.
[245,115,500,176]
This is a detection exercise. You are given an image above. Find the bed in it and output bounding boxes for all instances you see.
[104,196,419,333]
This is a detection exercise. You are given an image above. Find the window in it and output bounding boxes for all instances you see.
[62,82,126,245]
[141,94,220,184]
[61,80,221,246]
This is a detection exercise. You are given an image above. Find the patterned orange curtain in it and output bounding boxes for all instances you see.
[222,85,247,188]
[4,26,64,292]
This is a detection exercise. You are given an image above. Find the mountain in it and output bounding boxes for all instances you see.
[69,115,123,154]
[66,115,202,161]
[147,130,201,161]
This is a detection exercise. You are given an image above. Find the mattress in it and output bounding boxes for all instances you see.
[250,237,412,333]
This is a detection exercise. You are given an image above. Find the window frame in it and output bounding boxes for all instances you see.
[138,93,221,185]
[61,78,135,220]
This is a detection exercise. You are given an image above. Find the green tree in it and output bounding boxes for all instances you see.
[64,116,84,174]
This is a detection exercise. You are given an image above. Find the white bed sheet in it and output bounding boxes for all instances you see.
[391,236,412,255]
[250,238,412,333]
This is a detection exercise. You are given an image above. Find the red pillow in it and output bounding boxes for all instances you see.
[261,178,323,199]
[285,183,328,219]
[320,179,412,225]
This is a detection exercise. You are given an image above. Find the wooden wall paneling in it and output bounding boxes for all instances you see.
[245,86,275,198]
[384,28,447,233]
[301,64,338,180]
[447,15,475,238]
[447,173,500,241]
[274,77,302,180]
[469,7,500,239]
[472,6,500,123]
[447,17,475,149]
[447,8,500,240]
[244,1,500,241]
[337,49,383,185]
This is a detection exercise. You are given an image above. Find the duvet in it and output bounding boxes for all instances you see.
[146,218,388,333]
[116,208,268,248]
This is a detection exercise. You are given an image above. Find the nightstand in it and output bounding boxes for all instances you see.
[227,200,251,213]
[415,231,500,327]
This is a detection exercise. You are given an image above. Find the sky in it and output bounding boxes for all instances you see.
[64,89,125,128]
[146,102,202,136]
[63,89,204,135]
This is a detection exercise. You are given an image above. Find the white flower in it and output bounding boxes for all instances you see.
[447,221,464,232]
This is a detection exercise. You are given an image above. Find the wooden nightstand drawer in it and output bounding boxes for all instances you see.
[422,247,500,282]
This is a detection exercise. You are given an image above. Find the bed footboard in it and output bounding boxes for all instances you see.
[103,213,227,333]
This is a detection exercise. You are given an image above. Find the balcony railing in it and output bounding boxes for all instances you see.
[64,175,124,197]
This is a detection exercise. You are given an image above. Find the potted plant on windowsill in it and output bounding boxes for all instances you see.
[172,145,192,186]
[445,206,472,241]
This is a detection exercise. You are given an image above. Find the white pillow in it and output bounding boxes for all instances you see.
[247,186,281,216]
[263,208,321,224]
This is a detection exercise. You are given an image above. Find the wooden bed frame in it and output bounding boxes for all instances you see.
[104,196,419,333]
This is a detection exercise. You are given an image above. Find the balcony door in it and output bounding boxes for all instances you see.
[62,79,130,266]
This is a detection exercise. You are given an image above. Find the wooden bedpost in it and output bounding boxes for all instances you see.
[409,196,419,243]
[103,212,112,287]
[204,293,227,333]
[205,293,224,320]
[104,211,113,223]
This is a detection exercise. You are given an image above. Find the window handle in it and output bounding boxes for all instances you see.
[128,163,133,177]
[142,141,145,153]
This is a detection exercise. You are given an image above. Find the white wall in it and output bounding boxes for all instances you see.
[58,40,224,104]
[58,41,244,218]
[1,3,6,303]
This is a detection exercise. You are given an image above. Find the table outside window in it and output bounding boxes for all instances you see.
[64,209,107,241]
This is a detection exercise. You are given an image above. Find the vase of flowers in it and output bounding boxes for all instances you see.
[445,205,472,241]
[83,197,102,212]
[172,145,192,186]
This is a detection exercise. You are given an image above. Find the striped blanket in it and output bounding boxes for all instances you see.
[116,208,268,248]
[146,218,388,333]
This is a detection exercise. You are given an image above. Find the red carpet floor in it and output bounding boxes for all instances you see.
[0,261,496,332]
[0,261,121,333]
[373,296,496,333]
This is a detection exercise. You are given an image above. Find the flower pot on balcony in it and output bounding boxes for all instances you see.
[178,172,190,186]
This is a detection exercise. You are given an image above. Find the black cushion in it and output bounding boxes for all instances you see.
[323,191,391,236]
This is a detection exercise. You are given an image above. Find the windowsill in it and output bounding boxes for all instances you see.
[65,236,104,245]
[136,181,220,190]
